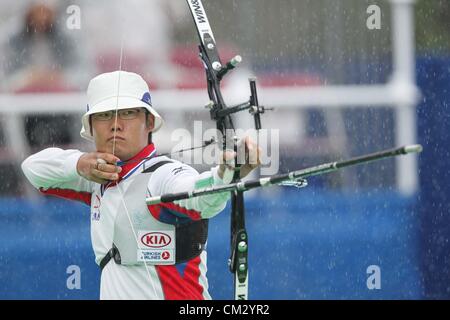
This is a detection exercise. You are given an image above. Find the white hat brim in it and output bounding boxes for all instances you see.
[80,96,163,141]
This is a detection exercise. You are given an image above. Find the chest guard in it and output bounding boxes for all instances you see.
[100,161,208,270]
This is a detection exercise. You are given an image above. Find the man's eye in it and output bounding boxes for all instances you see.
[93,112,112,120]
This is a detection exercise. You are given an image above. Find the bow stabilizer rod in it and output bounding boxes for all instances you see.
[146,144,423,205]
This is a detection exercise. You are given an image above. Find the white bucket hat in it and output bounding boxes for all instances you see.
[80,71,163,141]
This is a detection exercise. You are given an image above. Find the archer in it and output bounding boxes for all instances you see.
[21,70,262,300]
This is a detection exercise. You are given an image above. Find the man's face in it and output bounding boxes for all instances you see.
[91,107,154,161]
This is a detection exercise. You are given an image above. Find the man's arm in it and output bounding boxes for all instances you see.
[148,161,233,221]
[147,136,261,223]
[21,148,95,204]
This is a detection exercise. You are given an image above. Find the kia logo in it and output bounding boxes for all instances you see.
[141,232,172,248]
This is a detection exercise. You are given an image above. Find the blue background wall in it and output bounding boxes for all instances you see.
[0,56,448,299]
[417,56,450,299]
[0,190,420,300]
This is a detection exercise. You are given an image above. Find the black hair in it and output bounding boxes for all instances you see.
[145,110,153,144]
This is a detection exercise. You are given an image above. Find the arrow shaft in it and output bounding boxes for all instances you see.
[146,144,422,205]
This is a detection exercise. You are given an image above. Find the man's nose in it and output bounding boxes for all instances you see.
[109,116,124,131]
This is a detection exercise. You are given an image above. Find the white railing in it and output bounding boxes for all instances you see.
[0,0,420,195]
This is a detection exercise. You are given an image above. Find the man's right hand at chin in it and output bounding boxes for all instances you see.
[77,152,122,184]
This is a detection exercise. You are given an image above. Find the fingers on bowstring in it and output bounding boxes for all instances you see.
[97,153,121,165]
[96,162,122,174]
[92,168,119,181]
